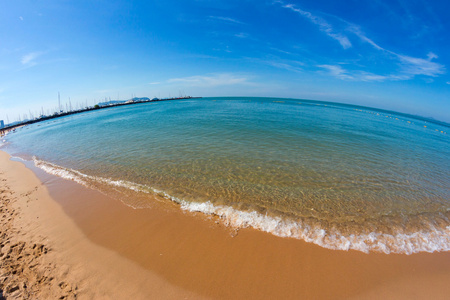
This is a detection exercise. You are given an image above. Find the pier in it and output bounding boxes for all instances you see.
[0,96,201,135]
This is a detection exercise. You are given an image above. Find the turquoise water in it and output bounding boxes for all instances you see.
[2,97,450,254]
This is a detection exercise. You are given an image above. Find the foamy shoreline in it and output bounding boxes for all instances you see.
[33,155,450,255]
[2,150,450,299]
[0,151,203,299]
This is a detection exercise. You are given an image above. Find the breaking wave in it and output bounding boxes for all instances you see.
[33,156,450,255]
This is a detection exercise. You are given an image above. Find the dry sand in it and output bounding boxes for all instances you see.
[0,151,204,299]
[1,149,450,299]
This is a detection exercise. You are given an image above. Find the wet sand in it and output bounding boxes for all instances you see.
[0,151,204,299]
[1,150,450,299]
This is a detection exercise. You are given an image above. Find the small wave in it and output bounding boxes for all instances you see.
[33,157,450,255]
[11,156,27,162]
[180,201,450,254]
[0,134,8,148]
[33,157,158,207]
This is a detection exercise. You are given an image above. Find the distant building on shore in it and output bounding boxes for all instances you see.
[0,120,4,129]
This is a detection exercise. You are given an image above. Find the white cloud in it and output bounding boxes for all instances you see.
[167,73,249,87]
[305,21,447,81]
[397,54,445,77]
[427,52,438,60]
[270,47,293,55]
[246,57,304,73]
[347,25,384,51]
[359,73,389,81]
[21,52,43,66]
[282,3,351,49]
[19,16,24,21]
[265,61,303,73]
[276,1,445,81]
[209,16,244,25]
[235,32,249,39]
[347,25,445,78]
[318,65,353,80]
[317,65,412,82]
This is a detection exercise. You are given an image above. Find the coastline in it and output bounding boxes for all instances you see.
[0,150,204,299]
[0,96,202,135]
[1,150,450,299]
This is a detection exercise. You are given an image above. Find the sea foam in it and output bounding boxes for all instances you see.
[34,156,153,194]
[33,157,450,255]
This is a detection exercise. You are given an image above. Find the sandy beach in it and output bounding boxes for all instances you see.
[1,149,450,299]
[0,151,203,299]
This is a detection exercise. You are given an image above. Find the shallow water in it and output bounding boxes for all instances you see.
[4,97,450,253]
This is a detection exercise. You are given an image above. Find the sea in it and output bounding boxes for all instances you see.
[2,97,449,254]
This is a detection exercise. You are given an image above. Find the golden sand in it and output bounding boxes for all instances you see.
[0,151,203,299]
[1,150,450,299]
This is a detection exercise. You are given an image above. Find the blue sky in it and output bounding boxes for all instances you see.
[1,0,449,123]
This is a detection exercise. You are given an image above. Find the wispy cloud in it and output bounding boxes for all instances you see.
[264,61,303,73]
[347,25,384,51]
[21,51,45,67]
[269,47,293,55]
[246,57,304,73]
[281,3,351,49]
[397,54,444,77]
[234,32,249,39]
[209,16,244,25]
[348,25,445,78]
[317,65,353,80]
[317,65,412,82]
[427,52,438,60]
[167,73,249,87]
[275,1,445,81]
[19,16,24,21]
